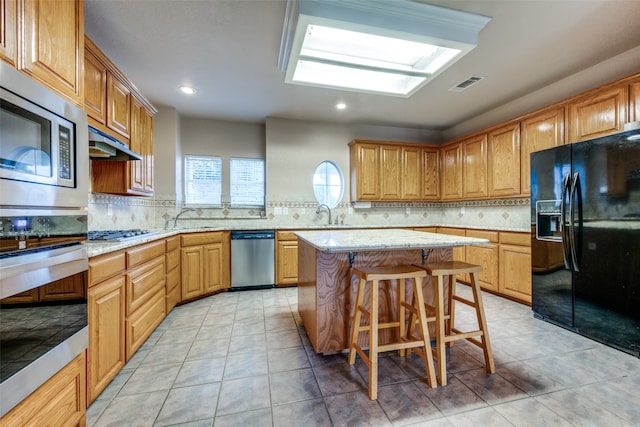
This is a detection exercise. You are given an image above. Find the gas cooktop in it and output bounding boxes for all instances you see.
[87,229,154,241]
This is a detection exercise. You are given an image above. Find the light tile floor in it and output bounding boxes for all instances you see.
[87,284,640,427]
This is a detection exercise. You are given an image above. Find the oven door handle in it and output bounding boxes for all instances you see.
[0,245,87,299]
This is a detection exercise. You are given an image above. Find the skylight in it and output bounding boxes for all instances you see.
[278,0,491,97]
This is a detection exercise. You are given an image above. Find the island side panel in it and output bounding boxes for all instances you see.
[299,243,453,355]
[298,240,319,352]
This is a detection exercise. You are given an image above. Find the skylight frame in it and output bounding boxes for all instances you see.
[279,0,491,97]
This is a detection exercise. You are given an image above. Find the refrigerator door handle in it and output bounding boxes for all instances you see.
[561,173,571,269]
[569,172,580,272]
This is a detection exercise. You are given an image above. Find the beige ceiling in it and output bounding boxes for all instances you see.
[84,0,640,140]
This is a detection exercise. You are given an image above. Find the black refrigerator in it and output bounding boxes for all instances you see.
[531,127,640,358]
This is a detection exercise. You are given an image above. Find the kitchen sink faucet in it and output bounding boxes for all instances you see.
[315,204,332,225]
[171,207,196,229]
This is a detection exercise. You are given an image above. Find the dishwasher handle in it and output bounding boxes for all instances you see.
[231,230,275,240]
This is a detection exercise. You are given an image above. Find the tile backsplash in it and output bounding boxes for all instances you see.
[88,193,531,232]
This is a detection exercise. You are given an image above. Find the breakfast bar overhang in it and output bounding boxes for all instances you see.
[295,229,489,355]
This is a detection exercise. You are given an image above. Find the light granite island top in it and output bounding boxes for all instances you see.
[295,228,489,252]
[295,228,489,354]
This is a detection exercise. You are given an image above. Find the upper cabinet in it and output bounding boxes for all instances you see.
[0,0,18,67]
[630,78,640,122]
[462,133,488,199]
[350,141,380,201]
[350,140,440,202]
[1,0,84,105]
[520,107,565,195]
[488,122,521,197]
[568,84,628,143]
[86,36,157,196]
[421,146,440,200]
[440,142,462,200]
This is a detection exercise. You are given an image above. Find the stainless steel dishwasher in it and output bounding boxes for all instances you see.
[230,230,275,289]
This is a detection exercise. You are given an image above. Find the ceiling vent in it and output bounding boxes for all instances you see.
[449,76,484,92]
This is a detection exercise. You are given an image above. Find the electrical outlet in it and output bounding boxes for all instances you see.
[107,204,113,216]
[274,207,282,215]
[406,207,411,214]
[283,207,288,214]
[300,208,305,214]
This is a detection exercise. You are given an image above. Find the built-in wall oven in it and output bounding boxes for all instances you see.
[0,63,89,417]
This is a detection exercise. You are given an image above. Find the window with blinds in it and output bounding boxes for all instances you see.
[184,155,222,206]
[230,157,265,207]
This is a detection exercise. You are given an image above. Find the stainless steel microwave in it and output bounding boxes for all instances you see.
[0,62,88,208]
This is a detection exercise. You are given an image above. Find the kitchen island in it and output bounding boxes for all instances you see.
[295,228,489,354]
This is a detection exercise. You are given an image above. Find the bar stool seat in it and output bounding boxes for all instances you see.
[348,264,437,400]
[418,261,495,385]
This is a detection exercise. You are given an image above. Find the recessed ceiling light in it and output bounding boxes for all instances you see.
[278,0,491,97]
[179,85,196,95]
[336,102,346,110]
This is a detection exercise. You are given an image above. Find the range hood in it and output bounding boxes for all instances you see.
[88,127,142,161]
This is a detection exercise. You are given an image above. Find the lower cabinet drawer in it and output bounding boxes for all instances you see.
[166,266,180,293]
[166,283,180,313]
[126,257,165,316]
[126,290,166,360]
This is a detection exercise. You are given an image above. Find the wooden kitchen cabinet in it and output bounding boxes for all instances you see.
[440,142,462,200]
[106,72,131,141]
[422,147,440,200]
[350,141,380,201]
[465,229,499,292]
[1,352,86,427]
[520,106,565,194]
[568,84,628,143]
[1,273,85,304]
[87,250,126,404]
[180,231,230,301]
[488,122,521,197]
[0,0,18,67]
[165,235,181,313]
[276,231,299,286]
[400,145,422,200]
[125,240,166,359]
[462,133,488,199]
[87,274,125,404]
[380,144,401,200]
[129,98,154,194]
[19,0,84,106]
[84,46,108,126]
[630,79,640,122]
[499,231,532,304]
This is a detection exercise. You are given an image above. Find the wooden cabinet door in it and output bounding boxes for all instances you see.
[88,276,125,404]
[568,84,628,143]
[520,107,565,194]
[84,48,107,125]
[380,144,401,200]
[488,123,521,197]
[350,142,380,200]
[462,134,488,199]
[181,246,204,300]
[400,145,421,200]
[465,230,499,291]
[203,243,224,293]
[422,147,440,200]
[440,143,462,200]
[276,239,299,285]
[499,244,532,303]
[130,99,145,192]
[630,79,640,122]
[107,72,131,140]
[0,0,17,67]
[20,0,83,104]
[2,352,86,427]
[143,107,154,193]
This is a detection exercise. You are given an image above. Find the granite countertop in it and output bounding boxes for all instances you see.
[294,228,489,252]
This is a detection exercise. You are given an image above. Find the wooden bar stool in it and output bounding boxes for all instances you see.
[348,265,437,400]
[419,261,495,385]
